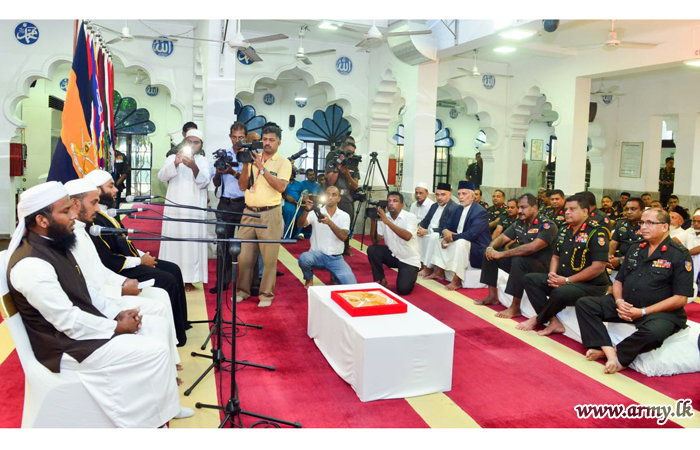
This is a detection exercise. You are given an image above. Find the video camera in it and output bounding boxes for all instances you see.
[288,148,308,162]
[307,194,327,220]
[212,148,237,171]
[365,200,388,220]
[351,188,367,203]
[327,149,362,172]
[233,140,264,164]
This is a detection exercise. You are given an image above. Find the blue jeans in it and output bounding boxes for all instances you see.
[298,251,357,284]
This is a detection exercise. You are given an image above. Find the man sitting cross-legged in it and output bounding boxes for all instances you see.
[416,182,460,278]
[519,194,610,335]
[475,194,558,319]
[422,181,491,291]
[296,186,357,289]
[576,208,693,374]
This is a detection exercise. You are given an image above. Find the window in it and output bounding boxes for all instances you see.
[296,142,332,176]
[433,119,455,192]
[392,124,404,191]
[113,91,156,196]
[474,130,487,149]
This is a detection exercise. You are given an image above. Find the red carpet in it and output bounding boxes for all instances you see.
[0,352,24,428]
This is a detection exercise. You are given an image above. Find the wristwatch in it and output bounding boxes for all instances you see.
[565,277,571,284]
[259,168,266,176]
[641,307,647,316]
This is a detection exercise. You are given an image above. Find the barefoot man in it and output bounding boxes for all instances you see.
[423,181,491,291]
[575,208,692,374]
[475,194,558,318]
[518,194,610,335]
[416,182,460,278]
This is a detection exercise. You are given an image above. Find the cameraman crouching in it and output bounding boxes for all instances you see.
[325,141,360,256]
[296,186,357,289]
[368,192,421,295]
[209,122,247,294]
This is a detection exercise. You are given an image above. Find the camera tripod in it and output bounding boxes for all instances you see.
[351,151,390,250]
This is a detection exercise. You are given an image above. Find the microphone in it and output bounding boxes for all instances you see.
[126,195,159,203]
[288,149,308,161]
[300,189,309,198]
[106,208,145,217]
[89,225,142,236]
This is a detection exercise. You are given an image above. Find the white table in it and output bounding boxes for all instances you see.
[307,282,455,402]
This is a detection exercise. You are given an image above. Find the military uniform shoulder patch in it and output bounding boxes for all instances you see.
[543,223,550,229]
[686,261,693,272]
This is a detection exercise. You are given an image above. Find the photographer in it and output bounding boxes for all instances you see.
[296,186,357,289]
[236,122,292,307]
[325,141,361,256]
[368,192,421,295]
[208,122,247,294]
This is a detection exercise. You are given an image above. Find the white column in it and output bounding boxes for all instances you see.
[644,116,664,193]
[401,61,438,192]
[553,77,591,194]
[674,113,700,196]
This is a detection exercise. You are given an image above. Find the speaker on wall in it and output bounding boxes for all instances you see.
[289,115,295,128]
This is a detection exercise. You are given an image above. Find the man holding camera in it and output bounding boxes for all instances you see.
[368,192,421,295]
[325,141,360,256]
[296,186,357,289]
[209,122,247,294]
[236,123,292,307]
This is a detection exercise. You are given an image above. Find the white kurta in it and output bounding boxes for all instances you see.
[10,257,181,428]
[410,198,434,222]
[157,154,211,283]
[72,220,180,364]
[431,205,473,277]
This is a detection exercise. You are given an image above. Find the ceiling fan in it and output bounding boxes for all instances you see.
[93,20,178,45]
[259,26,335,65]
[355,20,432,50]
[158,20,288,62]
[567,20,657,50]
[591,79,625,103]
[450,50,513,80]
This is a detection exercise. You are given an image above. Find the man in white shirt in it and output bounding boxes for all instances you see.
[417,182,459,277]
[296,186,357,289]
[673,208,700,285]
[409,182,434,223]
[368,192,421,295]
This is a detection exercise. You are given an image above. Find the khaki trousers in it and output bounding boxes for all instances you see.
[236,206,283,303]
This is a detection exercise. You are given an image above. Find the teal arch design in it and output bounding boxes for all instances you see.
[113,91,156,135]
[296,104,352,145]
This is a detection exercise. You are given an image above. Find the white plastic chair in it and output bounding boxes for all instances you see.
[1,250,115,428]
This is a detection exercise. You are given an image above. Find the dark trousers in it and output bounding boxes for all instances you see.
[367,244,419,295]
[121,258,189,346]
[575,294,683,367]
[660,192,672,208]
[480,255,549,298]
[214,198,246,288]
[338,197,354,253]
[523,273,607,325]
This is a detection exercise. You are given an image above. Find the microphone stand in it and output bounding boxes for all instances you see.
[194,238,302,428]
[124,214,266,349]
[142,196,259,218]
[283,196,306,239]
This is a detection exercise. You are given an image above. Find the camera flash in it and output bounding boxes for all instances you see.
[182,146,192,157]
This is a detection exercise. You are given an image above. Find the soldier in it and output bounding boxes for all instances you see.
[600,195,619,220]
[487,189,507,231]
[466,152,483,189]
[641,192,653,209]
[492,198,518,240]
[659,156,675,207]
[576,191,614,232]
[475,189,489,209]
[607,197,644,271]
[476,194,558,319]
[519,194,610,335]
[613,192,631,217]
[545,189,567,230]
[576,208,692,374]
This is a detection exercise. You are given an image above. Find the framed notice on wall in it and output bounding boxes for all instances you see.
[619,142,644,178]
[530,139,544,161]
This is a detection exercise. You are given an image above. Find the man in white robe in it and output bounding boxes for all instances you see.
[65,178,181,372]
[157,129,211,290]
[409,182,434,223]
[3,182,192,427]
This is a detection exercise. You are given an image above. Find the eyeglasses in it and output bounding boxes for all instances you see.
[640,220,665,227]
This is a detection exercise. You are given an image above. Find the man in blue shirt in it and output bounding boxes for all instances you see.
[298,169,322,239]
[283,168,304,239]
[209,122,247,294]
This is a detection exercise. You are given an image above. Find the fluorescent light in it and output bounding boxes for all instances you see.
[684,59,700,67]
[499,29,536,40]
[319,21,338,30]
[295,96,307,101]
[493,46,517,54]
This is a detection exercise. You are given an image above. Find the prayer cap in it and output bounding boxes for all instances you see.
[436,182,452,191]
[186,129,204,141]
[3,181,69,270]
[414,182,430,193]
[84,169,113,187]
[65,178,98,196]
[458,180,475,191]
